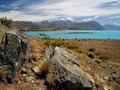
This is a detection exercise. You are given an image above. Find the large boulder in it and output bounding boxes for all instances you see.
[49,47,94,90]
[0,30,31,82]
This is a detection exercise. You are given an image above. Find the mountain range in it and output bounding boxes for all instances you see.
[13,21,104,30]
[103,24,120,30]
[12,20,120,30]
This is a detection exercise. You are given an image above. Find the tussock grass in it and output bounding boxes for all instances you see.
[38,60,50,75]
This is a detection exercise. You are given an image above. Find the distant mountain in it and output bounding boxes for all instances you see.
[36,21,104,30]
[103,24,120,30]
[12,21,39,28]
[12,20,104,30]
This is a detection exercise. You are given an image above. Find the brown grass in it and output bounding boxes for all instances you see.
[0,68,7,82]
[0,31,4,43]
[46,73,57,86]
[38,60,50,75]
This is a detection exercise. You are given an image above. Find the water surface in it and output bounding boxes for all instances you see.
[23,30,120,39]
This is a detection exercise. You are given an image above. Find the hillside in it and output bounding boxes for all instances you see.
[36,21,104,30]
[12,21,39,28]
[103,24,120,30]
[13,21,104,30]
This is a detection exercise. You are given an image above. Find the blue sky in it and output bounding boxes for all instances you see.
[0,0,120,25]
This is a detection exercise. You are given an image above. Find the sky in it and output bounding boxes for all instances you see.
[0,0,120,25]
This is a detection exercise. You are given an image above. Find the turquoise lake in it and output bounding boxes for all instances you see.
[23,30,120,39]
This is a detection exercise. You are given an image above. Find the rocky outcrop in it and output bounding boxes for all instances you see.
[0,30,31,82]
[45,46,94,90]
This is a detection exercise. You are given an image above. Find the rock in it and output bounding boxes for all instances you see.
[31,66,41,75]
[87,53,95,59]
[104,77,109,80]
[43,45,54,60]
[50,47,94,90]
[21,68,28,74]
[0,30,32,82]
[26,76,33,82]
[95,60,101,64]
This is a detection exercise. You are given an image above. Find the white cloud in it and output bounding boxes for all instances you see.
[0,10,58,21]
[0,0,120,21]
[61,17,75,21]
[109,15,120,18]
[114,22,120,25]
[83,16,99,22]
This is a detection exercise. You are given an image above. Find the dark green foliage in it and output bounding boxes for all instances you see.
[0,17,12,28]
[67,46,79,49]
[88,48,96,52]
[76,50,83,53]
[99,55,109,60]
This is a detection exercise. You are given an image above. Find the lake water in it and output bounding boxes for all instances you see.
[23,30,120,39]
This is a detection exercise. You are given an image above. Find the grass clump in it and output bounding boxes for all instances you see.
[38,60,50,75]
[99,55,109,60]
[46,73,57,87]
[67,45,79,49]
[88,48,96,52]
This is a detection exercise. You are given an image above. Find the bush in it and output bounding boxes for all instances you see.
[88,48,96,52]
[51,39,65,47]
[67,45,79,49]
[40,33,65,47]
[0,17,12,28]
[99,55,109,60]
[76,50,83,53]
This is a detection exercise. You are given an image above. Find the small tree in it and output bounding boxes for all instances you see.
[0,17,12,28]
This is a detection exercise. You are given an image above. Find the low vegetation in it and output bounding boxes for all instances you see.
[38,60,50,75]
[0,17,12,29]
[99,55,109,60]
[39,33,65,47]
[76,50,83,53]
[88,48,96,52]
[66,45,79,49]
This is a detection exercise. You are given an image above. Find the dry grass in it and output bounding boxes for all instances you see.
[38,60,50,75]
[0,31,4,43]
[46,73,57,86]
[0,68,7,82]
[29,54,40,62]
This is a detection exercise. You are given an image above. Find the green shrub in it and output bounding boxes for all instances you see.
[76,50,83,53]
[88,48,96,52]
[40,33,65,47]
[94,52,101,55]
[99,55,109,60]
[67,45,79,49]
[51,39,65,47]
[0,17,12,28]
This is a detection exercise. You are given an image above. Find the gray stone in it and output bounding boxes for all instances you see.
[87,53,95,59]
[21,68,28,74]
[26,76,33,82]
[50,47,94,90]
[95,60,101,64]
[31,66,41,75]
[43,45,54,60]
[0,30,31,82]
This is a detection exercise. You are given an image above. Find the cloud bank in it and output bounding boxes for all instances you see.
[0,0,120,21]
